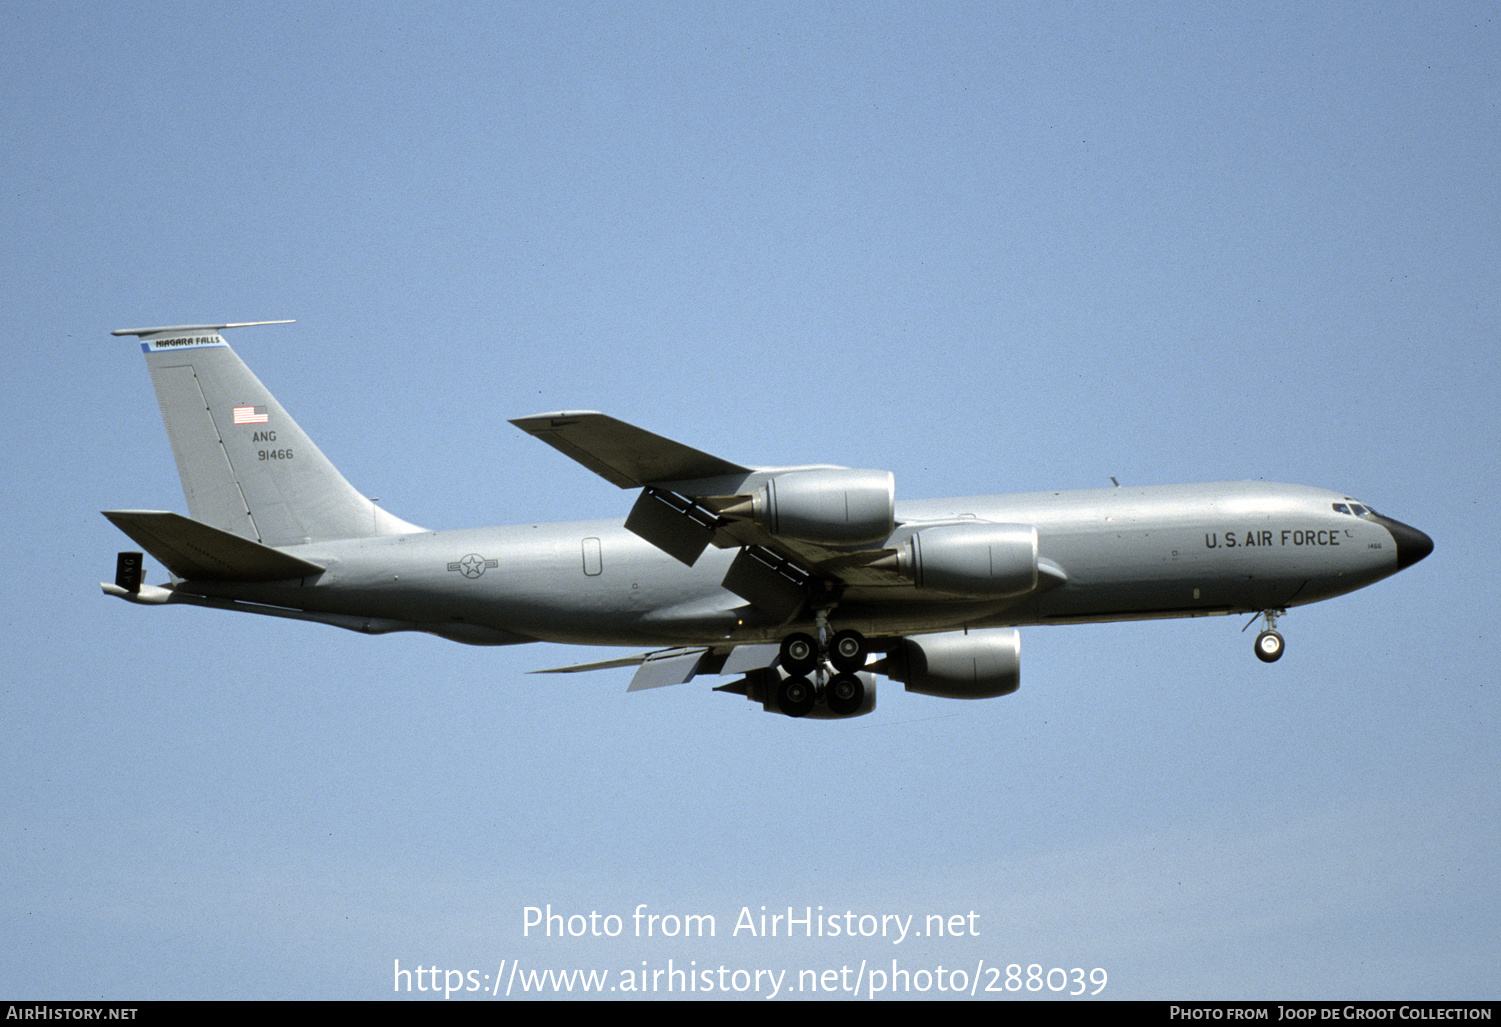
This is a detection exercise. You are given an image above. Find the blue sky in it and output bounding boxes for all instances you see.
[3,1,1497,1000]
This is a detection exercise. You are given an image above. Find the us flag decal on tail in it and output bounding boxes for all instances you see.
[233,405,268,424]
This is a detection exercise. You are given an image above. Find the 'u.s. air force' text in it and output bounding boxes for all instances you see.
[1205,529,1354,548]
[523,904,978,944]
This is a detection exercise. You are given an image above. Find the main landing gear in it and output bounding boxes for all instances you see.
[774,625,871,717]
[778,629,868,674]
[1252,609,1285,663]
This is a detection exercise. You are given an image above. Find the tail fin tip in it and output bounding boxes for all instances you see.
[112,320,295,337]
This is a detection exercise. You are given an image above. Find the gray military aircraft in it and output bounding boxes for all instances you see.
[102,322,1433,718]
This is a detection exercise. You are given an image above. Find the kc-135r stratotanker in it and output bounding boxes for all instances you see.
[102,322,1433,719]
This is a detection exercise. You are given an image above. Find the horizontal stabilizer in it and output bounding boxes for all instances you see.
[510,412,749,488]
[101,510,324,581]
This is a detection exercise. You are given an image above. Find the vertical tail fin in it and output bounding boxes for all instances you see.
[112,322,423,546]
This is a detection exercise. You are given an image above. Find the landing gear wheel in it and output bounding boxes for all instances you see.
[828,629,868,673]
[779,633,819,674]
[826,673,865,716]
[776,675,816,717]
[1254,630,1285,663]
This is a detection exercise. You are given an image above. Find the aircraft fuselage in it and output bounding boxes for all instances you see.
[178,479,1421,648]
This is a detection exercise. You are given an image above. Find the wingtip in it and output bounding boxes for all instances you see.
[510,411,607,428]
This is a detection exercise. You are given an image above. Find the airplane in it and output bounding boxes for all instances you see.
[101,321,1434,719]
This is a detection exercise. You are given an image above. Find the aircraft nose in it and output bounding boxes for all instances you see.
[1374,514,1434,570]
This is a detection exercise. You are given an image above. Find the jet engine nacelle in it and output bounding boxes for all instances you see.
[886,628,1021,699]
[744,468,896,546]
[897,522,1039,596]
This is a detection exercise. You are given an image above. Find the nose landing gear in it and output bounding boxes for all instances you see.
[1252,609,1286,663]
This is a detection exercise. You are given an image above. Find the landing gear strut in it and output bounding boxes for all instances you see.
[1253,609,1285,663]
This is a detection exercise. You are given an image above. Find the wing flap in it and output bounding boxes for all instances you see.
[626,648,708,691]
[718,643,780,674]
[529,646,714,691]
[624,488,718,565]
[528,643,782,691]
[101,510,324,581]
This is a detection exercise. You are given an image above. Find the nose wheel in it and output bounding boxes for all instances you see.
[1254,629,1285,663]
[1251,610,1285,663]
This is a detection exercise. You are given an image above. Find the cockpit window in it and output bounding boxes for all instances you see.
[1333,503,1351,515]
[1333,501,1374,517]
[1350,504,1369,516]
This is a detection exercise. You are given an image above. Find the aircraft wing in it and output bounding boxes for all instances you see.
[511,411,917,620]
[509,412,750,488]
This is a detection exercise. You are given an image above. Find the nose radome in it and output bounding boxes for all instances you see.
[1375,515,1434,570]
